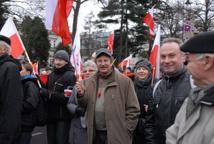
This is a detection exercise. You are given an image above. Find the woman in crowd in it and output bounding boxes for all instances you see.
[67,60,97,144]
[18,61,40,144]
[132,59,155,144]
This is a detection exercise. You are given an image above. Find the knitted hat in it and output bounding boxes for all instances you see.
[54,50,69,62]
[0,35,11,45]
[134,59,152,72]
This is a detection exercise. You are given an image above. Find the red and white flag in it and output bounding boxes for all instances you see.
[70,31,82,77]
[106,31,114,54]
[0,17,24,58]
[144,8,154,36]
[118,54,133,70]
[149,25,161,79]
[45,0,74,46]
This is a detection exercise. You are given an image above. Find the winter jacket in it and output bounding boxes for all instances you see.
[21,75,39,132]
[78,68,140,144]
[0,54,23,144]
[133,75,155,144]
[166,85,214,144]
[153,68,191,144]
[46,63,76,122]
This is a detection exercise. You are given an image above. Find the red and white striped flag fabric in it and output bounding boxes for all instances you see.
[149,25,161,79]
[45,0,73,46]
[106,31,114,54]
[144,8,154,36]
[0,17,24,58]
[70,31,82,78]
[118,54,133,70]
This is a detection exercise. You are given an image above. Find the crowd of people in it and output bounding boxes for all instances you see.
[0,31,214,144]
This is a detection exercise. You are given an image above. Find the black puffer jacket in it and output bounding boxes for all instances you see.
[21,75,39,132]
[153,68,191,144]
[0,54,23,144]
[46,63,76,122]
[133,74,155,144]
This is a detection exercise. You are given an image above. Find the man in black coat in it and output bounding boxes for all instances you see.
[0,35,23,144]
[40,50,76,144]
[153,38,192,144]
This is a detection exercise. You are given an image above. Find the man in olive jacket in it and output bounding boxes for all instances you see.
[76,48,140,144]
[166,31,214,144]
[0,35,23,144]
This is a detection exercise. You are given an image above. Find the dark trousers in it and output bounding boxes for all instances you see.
[47,121,71,144]
[17,132,32,144]
[94,130,107,144]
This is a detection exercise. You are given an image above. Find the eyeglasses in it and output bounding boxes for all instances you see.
[82,69,96,73]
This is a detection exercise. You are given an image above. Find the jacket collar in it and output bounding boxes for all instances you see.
[200,85,214,106]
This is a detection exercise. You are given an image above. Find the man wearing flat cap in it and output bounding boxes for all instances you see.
[166,31,214,144]
[0,35,23,144]
[40,50,76,144]
[76,48,140,144]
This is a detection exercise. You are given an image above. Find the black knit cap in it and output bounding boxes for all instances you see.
[54,50,69,62]
[0,35,11,45]
[181,31,214,53]
[134,58,152,72]
[95,48,112,59]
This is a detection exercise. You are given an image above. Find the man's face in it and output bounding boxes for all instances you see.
[185,53,206,87]
[54,58,68,69]
[160,42,184,75]
[96,55,112,75]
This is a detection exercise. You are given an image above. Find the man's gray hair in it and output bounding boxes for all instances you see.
[83,60,97,71]
[162,37,183,47]
[0,41,11,55]
[196,53,214,60]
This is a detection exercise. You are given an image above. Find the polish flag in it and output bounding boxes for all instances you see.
[0,17,24,58]
[118,54,133,70]
[106,31,114,54]
[45,0,74,47]
[144,8,154,36]
[149,25,161,80]
[70,30,82,79]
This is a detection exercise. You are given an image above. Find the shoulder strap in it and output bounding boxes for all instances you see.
[153,79,162,97]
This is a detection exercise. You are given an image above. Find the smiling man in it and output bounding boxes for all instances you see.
[153,38,192,144]
[76,48,140,144]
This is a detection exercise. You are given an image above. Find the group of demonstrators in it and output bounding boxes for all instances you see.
[1,31,214,144]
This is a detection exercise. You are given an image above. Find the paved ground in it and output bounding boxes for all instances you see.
[31,126,47,144]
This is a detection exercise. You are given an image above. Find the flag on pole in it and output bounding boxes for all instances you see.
[106,31,114,54]
[144,8,154,36]
[70,30,82,77]
[0,17,24,58]
[149,25,161,80]
[118,54,133,70]
[45,0,74,46]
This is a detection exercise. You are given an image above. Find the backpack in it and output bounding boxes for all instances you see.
[33,84,48,126]
[34,93,47,126]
